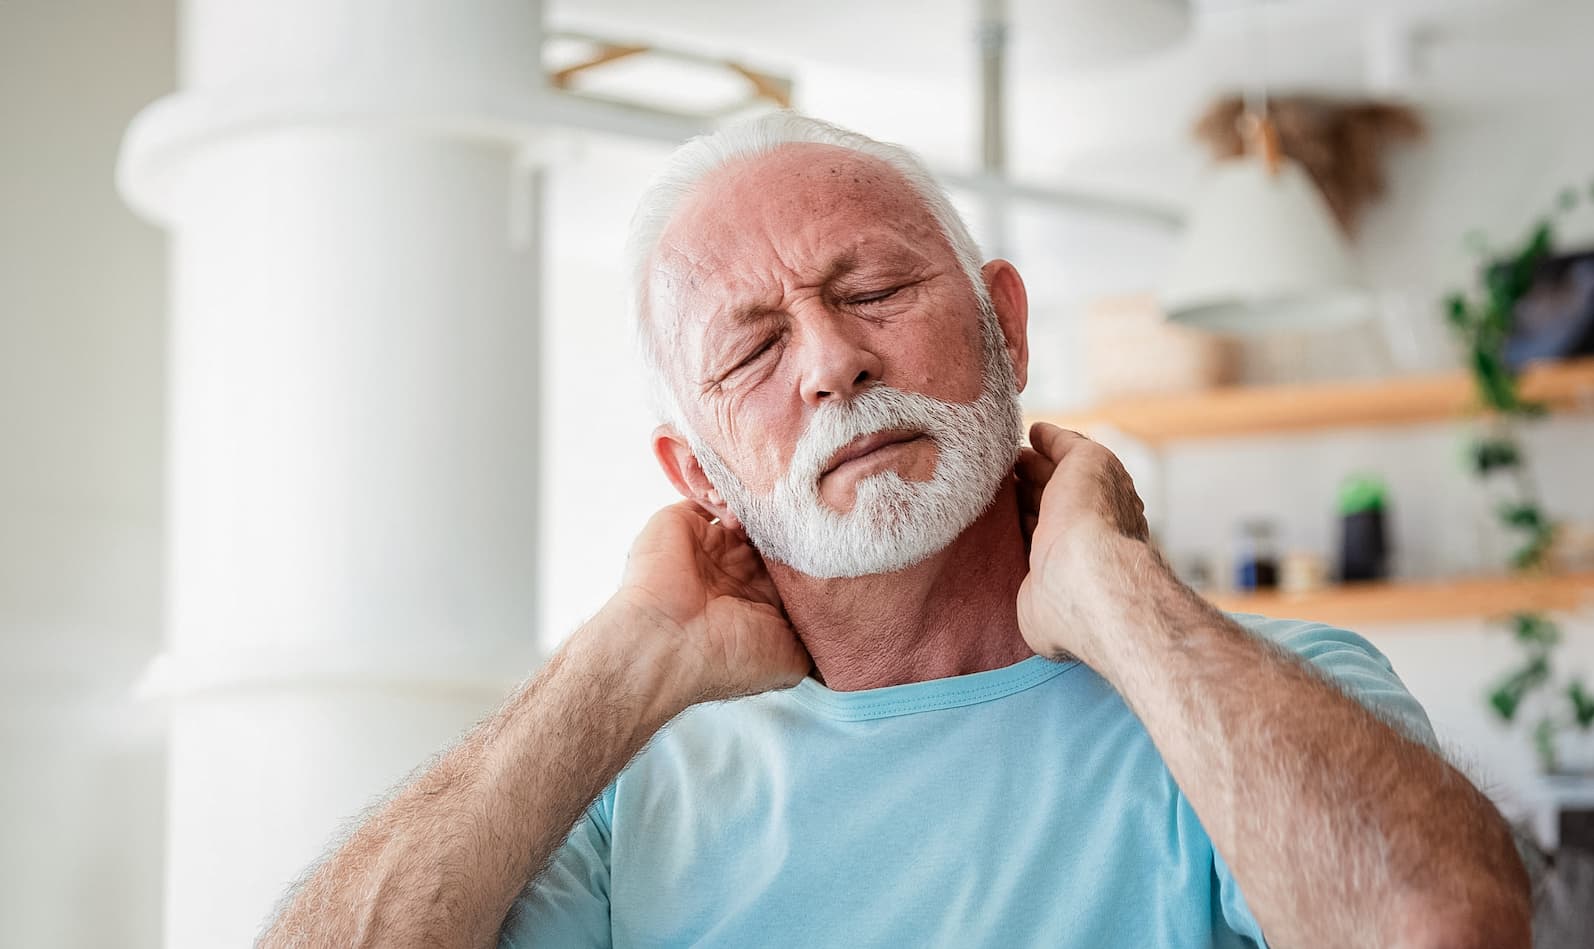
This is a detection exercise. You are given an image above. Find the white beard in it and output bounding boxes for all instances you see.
[688,309,1023,579]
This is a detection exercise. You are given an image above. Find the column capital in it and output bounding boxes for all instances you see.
[118,79,711,223]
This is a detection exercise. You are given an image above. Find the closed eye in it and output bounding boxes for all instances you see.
[846,287,901,306]
[730,337,777,374]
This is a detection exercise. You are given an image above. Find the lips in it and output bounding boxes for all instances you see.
[821,429,925,477]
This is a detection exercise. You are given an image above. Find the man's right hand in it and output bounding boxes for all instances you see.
[602,501,811,713]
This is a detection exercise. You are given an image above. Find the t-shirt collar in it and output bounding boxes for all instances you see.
[788,653,1077,722]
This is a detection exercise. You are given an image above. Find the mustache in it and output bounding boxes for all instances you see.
[782,386,960,489]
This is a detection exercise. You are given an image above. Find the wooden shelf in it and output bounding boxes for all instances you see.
[1208,571,1594,627]
[1034,357,1594,444]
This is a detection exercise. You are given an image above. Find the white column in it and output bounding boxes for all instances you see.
[117,3,564,945]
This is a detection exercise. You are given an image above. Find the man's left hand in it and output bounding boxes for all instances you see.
[1014,420,1160,669]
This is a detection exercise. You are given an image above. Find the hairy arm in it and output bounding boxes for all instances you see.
[1078,539,1530,949]
[259,604,684,949]
[259,501,808,948]
[1016,423,1529,949]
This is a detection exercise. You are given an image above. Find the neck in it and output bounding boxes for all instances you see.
[768,478,1034,691]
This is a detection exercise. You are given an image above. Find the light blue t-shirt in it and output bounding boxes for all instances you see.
[501,613,1435,948]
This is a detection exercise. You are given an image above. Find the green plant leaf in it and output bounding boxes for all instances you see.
[1535,717,1559,772]
[1489,683,1520,721]
[1488,655,1552,721]
[1511,612,1561,647]
[1449,197,1578,764]
[1499,503,1545,531]
[1523,220,1554,260]
[1570,680,1594,729]
[1470,438,1520,474]
[1511,534,1553,570]
[1471,346,1518,411]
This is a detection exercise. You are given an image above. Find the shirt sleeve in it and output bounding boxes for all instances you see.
[1253,614,1439,749]
[1209,614,1441,946]
[498,787,615,949]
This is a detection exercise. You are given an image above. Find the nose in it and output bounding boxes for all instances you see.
[796,314,885,406]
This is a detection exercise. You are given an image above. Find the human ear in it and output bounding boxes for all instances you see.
[651,424,740,528]
[981,259,1030,392]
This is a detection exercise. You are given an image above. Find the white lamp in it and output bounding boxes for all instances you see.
[1162,116,1369,334]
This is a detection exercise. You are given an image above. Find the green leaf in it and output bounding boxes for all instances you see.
[1489,683,1520,721]
[1570,680,1594,729]
[1511,612,1561,648]
[1484,279,1515,335]
[1339,474,1387,515]
[1523,220,1554,262]
[1470,438,1520,475]
[1499,503,1544,531]
[1444,294,1470,331]
[1535,717,1559,772]
[1488,656,1552,721]
[1471,346,1518,411]
[1511,533,1553,570]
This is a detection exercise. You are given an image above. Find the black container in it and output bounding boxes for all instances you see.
[1339,507,1388,582]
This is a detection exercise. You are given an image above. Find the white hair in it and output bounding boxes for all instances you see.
[624,110,989,425]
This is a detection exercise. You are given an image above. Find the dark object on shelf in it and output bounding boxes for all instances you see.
[1339,474,1390,582]
[1234,519,1279,592]
[1565,807,1594,855]
[1500,249,1594,371]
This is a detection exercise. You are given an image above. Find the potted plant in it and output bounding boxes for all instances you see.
[1444,185,1594,774]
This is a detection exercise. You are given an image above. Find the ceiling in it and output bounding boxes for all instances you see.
[548,0,1594,208]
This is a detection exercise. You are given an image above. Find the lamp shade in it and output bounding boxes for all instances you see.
[1162,155,1368,333]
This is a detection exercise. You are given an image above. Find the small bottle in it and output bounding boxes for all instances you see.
[1235,519,1280,591]
[1280,549,1328,595]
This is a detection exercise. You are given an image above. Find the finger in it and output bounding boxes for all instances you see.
[1027,421,1090,465]
[1014,449,1053,513]
[1015,446,1056,486]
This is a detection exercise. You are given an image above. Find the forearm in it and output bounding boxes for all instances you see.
[260,601,685,949]
[1085,540,1528,949]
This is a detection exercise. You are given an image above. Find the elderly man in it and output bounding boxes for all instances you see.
[263,113,1529,948]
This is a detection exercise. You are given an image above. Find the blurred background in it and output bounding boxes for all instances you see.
[5,0,1594,945]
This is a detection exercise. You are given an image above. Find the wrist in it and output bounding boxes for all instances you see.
[1044,532,1183,675]
[1072,532,1164,615]
[569,596,700,732]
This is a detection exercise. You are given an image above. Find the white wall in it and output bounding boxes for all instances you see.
[538,138,681,642]
[0,1,175,946]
